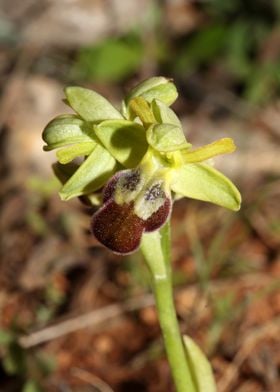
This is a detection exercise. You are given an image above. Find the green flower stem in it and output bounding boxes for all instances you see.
[141,222,196,392]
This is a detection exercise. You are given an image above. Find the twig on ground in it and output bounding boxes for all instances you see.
[19,294,155,348]
[71,367,114,392]
[18,272,275,349]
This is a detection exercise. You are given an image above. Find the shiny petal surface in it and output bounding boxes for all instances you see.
[91,200,145,254]
[145,197,172,232]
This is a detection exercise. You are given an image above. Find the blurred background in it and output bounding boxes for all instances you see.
[0,0,280,391]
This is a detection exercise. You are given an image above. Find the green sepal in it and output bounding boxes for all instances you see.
[183,335,217,392]
[125,77,178,107]
[64,86,123,122]
[53,162,103,206]
[42,115,95,151]
[171,163,241,211]
[52,162,79,185]
[59,144,117,200]
[56,142,95,164]
[152,99,181,127]
[147,124,191,152]
[95,119,148,168]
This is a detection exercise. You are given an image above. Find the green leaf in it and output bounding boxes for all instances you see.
[183,335,217,392]
[23,380,43,392]
[36,352,57,375]
[125,77,178,106]
[175,25,227,74]
[152,99,181,127]
[3,342,26,375]
[171,163,241,211]
[65,86,123,122]
[147,124,190,152]
[0,329,15,346]
[73,35,143,82]
[42,115,95,151]
[59,144,117,200]
[56,142,95,164]
[95,119,148,168]
[225,21,252,79]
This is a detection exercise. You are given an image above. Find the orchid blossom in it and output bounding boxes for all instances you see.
[43,77,240,254]
[43,77,241,392]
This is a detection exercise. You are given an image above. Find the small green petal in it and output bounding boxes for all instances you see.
[128,97,156,126]
[125,76,178,106]
[126,77,169,99]
[59,144,117,200]
[56,142,95,164]
[151,99,181,127]
[85,193,103,206]
[121,100,129,119]
[42,115,95,151]
[64,86,123,122]
[171,163,241,211]
[95,119,148,168]
[147,124,191,152]
[183,335,217,392]
[182,138,236,163]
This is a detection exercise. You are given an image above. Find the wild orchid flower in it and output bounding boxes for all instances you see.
[42,77,241,392]
[43,78,240,254]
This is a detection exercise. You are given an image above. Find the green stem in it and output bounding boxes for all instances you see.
[141,222,196,392]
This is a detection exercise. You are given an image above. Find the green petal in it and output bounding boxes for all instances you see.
[151,99,181,127]
[56,142,95,164]
[64,86,123,122]
[59,144,117,200]
[95,119,148,168]
[147,124,191,152]
[182,138,236,163]
[171,163,241,211]
[42,115,95,150]
[183,335,217,392]
[125,77,178,106]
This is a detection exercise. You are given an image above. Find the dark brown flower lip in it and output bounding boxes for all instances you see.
[91,200,145,255]
[103,171,123,203]
[144,197,171,232]
[91,169,172,255]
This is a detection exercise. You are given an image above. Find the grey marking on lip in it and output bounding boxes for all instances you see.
[121,169,141,192]
[144,183,165,201]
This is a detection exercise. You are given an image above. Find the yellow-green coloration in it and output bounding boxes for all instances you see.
[42,76,241,212]
[42,77,241,392]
